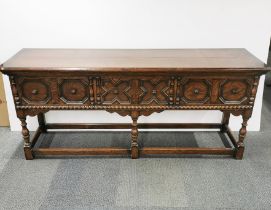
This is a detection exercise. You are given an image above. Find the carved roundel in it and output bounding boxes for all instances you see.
[59,79,89,104]
[21,79,51,104]
[219,80,249,104]
[181,79,211,104]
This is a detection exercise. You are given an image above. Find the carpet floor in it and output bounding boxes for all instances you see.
[0,87,271,210]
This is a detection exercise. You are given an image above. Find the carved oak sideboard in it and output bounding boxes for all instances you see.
[1,49,269,160]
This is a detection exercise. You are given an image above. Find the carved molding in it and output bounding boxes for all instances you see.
[139,77,171,105]
[100,77,133,105]
[17,78,52,105]
[9,76,20,106]
[58,78,89,104]
[107,109,163,117]
[219,79,250,105]
[248,76,260,105]
[180,78,211,104]
[16,105,253,110]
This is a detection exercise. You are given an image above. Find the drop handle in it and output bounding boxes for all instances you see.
[70,89,77,94]
[194,89,199,94]
[32,89,38,95]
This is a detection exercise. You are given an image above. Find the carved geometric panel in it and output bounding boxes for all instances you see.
[59,79,89,104]
[219,80,249,104]
[139,78,170,105]
[21,79,51,104]
[100,77,132,105]
[180,79,211,104]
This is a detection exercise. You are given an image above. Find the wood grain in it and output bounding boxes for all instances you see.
[0,48,269,160]
[1,49,267,73]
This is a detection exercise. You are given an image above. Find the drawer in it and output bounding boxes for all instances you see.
[98,76,172,105]
[19,78,51,104]
[58,78,89,104]
[15,76,253,107]
[178,79,211,104]
[138,77,171,105]
[219,80,250,104]
[98,77,133,105]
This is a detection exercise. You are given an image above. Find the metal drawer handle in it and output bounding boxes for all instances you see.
[32,89,38,95]
[70,89,77,94]
[194,89,199,94]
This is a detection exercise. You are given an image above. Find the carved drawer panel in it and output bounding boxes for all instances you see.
[98,76,172,105]
[219,80,250,104]
[139,77,171,105]
[99,77,132,105]
[19,78,51,104]
[58,78,89,104]
[179,79,211,104]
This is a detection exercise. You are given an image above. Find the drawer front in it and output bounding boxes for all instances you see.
[219,80,250,104]
[179,79,211,104]
[99,77,133,105]
[138,77,171,105]
[58,78,89,104]
[176,77,252,105]
[14,76,254,107]
[98,76,172,105]
[19,78,51,104]
[17,77,91,105]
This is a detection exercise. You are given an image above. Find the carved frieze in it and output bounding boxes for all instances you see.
[219,79,250,104]
[58,78,89,104]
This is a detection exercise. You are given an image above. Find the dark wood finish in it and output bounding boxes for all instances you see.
[45,123,222,129]
[140,147,234,155]
[19,117,33,160]
[131,111,139,159]
[221,111,230,132]
[33,147,130,156]
[235,110,252,159]
[225,125,238,148]
[1,49,269,160]
[1,49,267,71]
[37,113,46,132]
[31,126,42,148]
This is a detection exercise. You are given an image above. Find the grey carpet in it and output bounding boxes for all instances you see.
[1,87,271,210]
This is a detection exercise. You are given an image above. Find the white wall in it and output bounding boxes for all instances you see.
[0,0,270,131]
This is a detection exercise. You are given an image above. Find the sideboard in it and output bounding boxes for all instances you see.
[1,49,269,160]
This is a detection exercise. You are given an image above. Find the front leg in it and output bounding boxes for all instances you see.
[235,110,252,160]
[221,111,230,132]
[130,111,139,159]
[19,117,34,160]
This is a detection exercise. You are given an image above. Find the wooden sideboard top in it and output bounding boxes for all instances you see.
[1,48,268,73]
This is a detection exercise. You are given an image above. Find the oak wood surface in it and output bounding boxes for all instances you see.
[33,147,130,156]
[140,147,234,155]
[1,48,269,160]
[45,123,222,129]
[1,48,267,73]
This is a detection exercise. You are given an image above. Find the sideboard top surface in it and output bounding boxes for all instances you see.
[1,48,267,73]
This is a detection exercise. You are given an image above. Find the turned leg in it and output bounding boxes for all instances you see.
[221,111,230,132]
[38,113,47,133]
[131,111,139,159]
[235,110,252,160]
[19,117,34,160]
